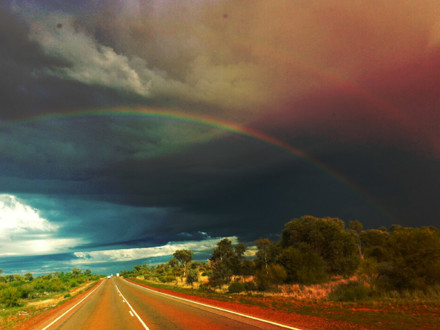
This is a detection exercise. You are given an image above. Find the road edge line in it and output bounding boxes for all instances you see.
[115,283,149,330]
[125,279,301,330]
[41,280,104,330]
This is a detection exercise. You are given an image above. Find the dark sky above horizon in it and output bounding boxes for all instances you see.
[0,0,439,275]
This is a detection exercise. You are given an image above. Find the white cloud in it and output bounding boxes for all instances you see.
[0,194,81,256]
[72,236,238,264]
[24,8,266,111]
[28,13,154,97]
[244,245,257,257]
[0,194,56,234]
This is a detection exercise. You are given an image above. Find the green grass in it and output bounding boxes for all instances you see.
[0,280,100,329]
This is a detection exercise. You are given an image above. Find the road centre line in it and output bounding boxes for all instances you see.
[126,280,301,330]
[41,280,104,330]
[115,283,149,330]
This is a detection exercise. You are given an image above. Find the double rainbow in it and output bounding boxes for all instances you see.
[15,106,390,220]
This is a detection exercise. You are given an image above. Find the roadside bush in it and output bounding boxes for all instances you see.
[228,282,245,293]
[329,281,372,301]
[255,269,271,291]
[47,278,65,292]
[198,283,214,293]
[186,269,198,286]
[244,281,257,291]
[158,275,175,283]
[0,287,21,307]
[277,247,328,284]
[19,284,33,298]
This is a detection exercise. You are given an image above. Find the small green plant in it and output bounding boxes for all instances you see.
[228,282,245,293]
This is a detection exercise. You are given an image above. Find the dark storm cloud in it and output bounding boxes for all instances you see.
[1,0,440,275]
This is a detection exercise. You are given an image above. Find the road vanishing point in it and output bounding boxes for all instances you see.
[28,277,301,330]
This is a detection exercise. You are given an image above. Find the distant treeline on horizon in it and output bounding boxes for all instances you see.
[120,215,440,298]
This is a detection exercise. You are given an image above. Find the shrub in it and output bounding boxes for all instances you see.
[277,247,328,284]
[47,278,65,292]
[158,275,175,283]
[0,287,21,307]
[228,282,245,293]
[281,216,361,277]
[244,281,257,291]
[329,281,372,301]
[198,283,214,293]
[186,269,198,286]
[20,284,33,298]
[255,269,271,291]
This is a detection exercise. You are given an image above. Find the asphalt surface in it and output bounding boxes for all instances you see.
[31,277,298,330]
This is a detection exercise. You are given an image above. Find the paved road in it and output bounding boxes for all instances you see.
[32,277,298,330]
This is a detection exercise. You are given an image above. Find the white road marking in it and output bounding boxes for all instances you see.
[129,311,134,317]
[41,280,104,330]
[115,283,149,330]
[126,279,301,330]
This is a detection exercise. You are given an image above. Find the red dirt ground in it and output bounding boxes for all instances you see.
[125,279,377,329]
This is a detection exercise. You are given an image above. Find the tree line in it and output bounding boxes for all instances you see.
[123,216,440,296]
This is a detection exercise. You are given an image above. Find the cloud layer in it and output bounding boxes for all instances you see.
[0,0,439,274]
[72,236,238,265]
[0,194,80,256]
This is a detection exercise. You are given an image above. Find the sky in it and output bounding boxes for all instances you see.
[0,0,439,275]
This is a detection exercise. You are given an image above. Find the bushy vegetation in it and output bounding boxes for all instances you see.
[329,281,372,301]
[361,225,440,292]
[0,269,100,308]
[121,216,440,301]
[228,282,245,293]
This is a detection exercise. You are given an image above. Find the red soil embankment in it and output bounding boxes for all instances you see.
[125,278,375,330]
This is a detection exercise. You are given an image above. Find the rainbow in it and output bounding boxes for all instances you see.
[15,106,390,219]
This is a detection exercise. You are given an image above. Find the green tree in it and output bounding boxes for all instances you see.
[349,219,364,259]
[186,268,199,287]
[255,238,279,271]
[209,259,232,287]
[210,239,236,265]
[281,216,360,277]
[234,243,247,274]
[235,243,246,259]
[349,220,363,234]
[209,239,240,285]
[360,229,390,262]
[173,249,194,277]
[376,226,440,291]
[71,268,82,277]
[277,245,327,284]
[24,272,34,281]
